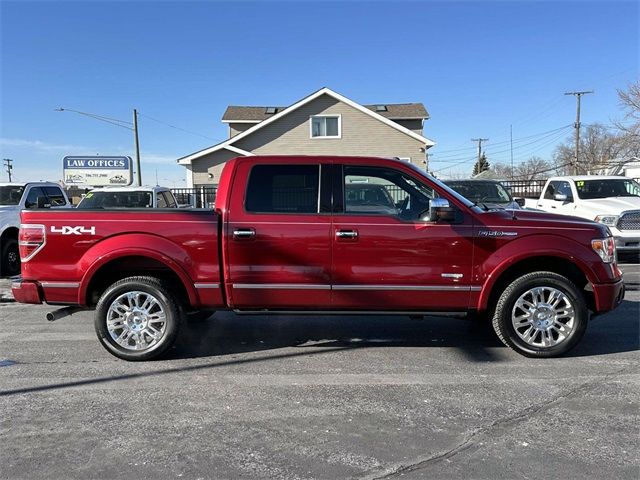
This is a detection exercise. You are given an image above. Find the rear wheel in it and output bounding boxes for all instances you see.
[492,272,588,357]
[1,237,20,277]
[94,276,182,361]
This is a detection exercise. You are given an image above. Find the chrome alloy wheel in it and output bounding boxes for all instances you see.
[511,286,575,348]
[106,291,167,351]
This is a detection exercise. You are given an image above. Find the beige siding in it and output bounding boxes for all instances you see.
[393,119,423,135]
[233,94,427,168]
[191,149,239,185]
[229,122,257,138]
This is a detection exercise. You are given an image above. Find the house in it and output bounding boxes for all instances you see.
[177,87,434,187]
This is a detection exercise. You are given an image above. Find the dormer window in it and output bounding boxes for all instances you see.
[310,115,341,138]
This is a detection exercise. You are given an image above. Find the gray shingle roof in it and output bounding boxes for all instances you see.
[222,102,429,122]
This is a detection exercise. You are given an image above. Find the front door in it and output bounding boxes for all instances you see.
[331,163,475,311]
[226,159,333,309]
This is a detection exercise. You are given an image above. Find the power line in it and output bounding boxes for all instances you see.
[433,125,572,163]
[54,107,133,130]
[431,124,571,158]
[137,112,218,141]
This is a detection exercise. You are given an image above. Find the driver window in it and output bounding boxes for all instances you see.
[343,166,434,220]
[557,181,573,201]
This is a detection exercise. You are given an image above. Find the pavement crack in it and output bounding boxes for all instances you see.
[357,366,633,480]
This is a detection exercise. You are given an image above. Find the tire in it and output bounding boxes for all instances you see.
[94,276,183,361]
[492,271,588,358]
[1,237,20,277]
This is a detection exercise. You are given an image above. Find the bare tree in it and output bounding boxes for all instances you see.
[553,124,630,174]
[616,80,640,138]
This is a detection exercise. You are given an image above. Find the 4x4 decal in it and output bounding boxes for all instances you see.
[50,226,96,235]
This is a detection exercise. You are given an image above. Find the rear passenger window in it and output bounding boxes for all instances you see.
[156,192,168,208]
[245,165,320,214]
[43,187,67,206]
[163,192,177,208]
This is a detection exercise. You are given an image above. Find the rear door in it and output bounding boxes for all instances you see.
[225,159,333,309]
[331,162,475,311]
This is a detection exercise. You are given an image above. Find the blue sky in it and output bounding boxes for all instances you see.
[1,0,637,184]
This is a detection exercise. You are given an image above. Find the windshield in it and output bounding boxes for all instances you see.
[574,179,640,200]
[77,191,153,209]
[403,162,476,208]
[0,186,25,206]
[445,181,513,205]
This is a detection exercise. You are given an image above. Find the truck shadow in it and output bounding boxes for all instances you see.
[169,313,505,362]
[168,300,639,361]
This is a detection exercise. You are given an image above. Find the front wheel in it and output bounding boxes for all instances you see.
[492,272,588,357]
[94,276,183,361]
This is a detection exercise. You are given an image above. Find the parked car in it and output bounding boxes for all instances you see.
[534,176,640,252]
[444,179,521,210]
[12,156,624,360]
[0,182,70,276]
[76,186,178,209]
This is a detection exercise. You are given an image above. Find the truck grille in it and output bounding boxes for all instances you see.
[617,210,640,231]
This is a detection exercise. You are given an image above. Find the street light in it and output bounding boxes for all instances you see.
[55,107,142,186]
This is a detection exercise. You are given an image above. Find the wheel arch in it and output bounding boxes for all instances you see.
[477,254,595,313]
[80,251,197,308]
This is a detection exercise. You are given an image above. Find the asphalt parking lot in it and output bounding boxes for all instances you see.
[1,264,638,480]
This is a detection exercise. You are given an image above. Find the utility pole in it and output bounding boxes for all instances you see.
[471,138,489,163]
[510,125,514,180]
[3,158,13,182]
[564,90,593,175]
[133,109,142,186]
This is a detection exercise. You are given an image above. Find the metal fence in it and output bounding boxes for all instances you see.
[171,187,217,208]
[500,179,547,199]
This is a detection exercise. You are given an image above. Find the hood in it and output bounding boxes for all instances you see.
[579,196,640,215]
[482,208,609,236]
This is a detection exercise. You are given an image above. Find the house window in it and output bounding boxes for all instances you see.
[310,115,341,138]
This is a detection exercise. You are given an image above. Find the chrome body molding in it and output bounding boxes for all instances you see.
[233,283,481,292]
[40,282,80,288]
[194,283,220,289]
[234,309,468,317]
[233,283,331,290]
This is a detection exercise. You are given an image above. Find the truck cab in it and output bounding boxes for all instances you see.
[0,182,70,276]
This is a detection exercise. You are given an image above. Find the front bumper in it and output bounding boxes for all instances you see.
[10,278,43,304]
[610,227,640,251]
[592,278,625,313]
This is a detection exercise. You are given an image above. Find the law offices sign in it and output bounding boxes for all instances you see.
[63,156,133,186]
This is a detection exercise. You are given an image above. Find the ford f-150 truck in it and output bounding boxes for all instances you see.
[12,156,625,360]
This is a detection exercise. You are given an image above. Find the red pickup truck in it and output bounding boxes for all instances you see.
[12,156,624,360]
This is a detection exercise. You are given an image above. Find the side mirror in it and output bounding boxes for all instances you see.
[423,197,454,222]
[37,196,51,208]
[553,193,570,203]
[514,197,526,207]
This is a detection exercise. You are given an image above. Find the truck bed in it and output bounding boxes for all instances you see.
[18,208,222,307]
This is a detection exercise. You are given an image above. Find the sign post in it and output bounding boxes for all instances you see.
[63,156,133,187]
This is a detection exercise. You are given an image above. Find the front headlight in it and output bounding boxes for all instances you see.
[591,237,616,263]
[594,215,619,226]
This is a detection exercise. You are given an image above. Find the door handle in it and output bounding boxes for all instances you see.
[233,228,256,239]
[336,229,358,239]
[551,205,557,209]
